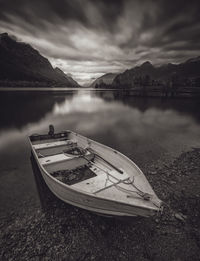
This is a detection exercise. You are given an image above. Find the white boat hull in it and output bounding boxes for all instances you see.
[30,131,162,217]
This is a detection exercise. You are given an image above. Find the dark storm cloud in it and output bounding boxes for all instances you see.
[0,0,124,32]
[0,0,200,84]
[122,0,200,48]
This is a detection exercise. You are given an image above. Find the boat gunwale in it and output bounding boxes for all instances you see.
[28,130,161,212]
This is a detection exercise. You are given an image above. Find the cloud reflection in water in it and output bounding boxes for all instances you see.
[0,91,199,161]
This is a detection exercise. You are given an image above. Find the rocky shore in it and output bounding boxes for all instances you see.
[1,148,200,261]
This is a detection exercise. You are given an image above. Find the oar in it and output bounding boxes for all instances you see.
[86,148,124,174]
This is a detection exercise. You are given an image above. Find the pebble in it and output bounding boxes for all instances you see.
[174,213,187,222]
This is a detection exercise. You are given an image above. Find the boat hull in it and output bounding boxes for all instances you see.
[31,147,158,218]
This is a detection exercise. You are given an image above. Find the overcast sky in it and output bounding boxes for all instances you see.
[0,0,200,85]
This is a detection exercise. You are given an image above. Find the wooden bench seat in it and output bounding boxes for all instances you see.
[39,153,73,165]
[39,151,94,173]
[33,140,77,150]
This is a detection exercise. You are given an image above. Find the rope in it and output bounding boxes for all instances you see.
[38,152,45,158]
[81,151,164,212]
[85,148,182,215]
[82,154,155,203]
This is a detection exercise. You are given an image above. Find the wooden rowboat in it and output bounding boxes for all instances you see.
[29,130,162,217]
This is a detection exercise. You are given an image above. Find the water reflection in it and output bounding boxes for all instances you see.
[53,92,105,114]
[0,91,76,130]
[0,90,200,216]
[95,90,200,122]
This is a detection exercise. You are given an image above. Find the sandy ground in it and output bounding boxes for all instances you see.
[1,148,200,261]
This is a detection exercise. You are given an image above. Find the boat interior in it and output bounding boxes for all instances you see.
[30,132,162,210]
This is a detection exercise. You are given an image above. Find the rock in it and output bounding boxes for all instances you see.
[149,171,157,175]
[174,213,187,222]
[169,181,176,185]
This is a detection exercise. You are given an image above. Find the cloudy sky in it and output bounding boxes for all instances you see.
[0,0,200,85]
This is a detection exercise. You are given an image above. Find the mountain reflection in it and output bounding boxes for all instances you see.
[0,92,76,131]
[1,91,200,135]
[95,90,200,122]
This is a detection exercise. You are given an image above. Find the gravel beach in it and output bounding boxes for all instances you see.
[1,148,200,261]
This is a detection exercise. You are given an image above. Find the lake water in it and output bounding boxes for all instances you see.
[0,90,200,217]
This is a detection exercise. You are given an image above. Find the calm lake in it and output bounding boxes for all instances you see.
[0,90,200,217]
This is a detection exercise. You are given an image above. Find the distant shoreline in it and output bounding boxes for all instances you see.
[0,87,116,91]
[0,87,88,91]
[0,87,200,98]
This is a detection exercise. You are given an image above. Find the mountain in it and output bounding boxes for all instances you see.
[90,73,117,88]
[185,56,200,64]
[113,58,200,88]
[0,33,80,87]
[54,67,80,87]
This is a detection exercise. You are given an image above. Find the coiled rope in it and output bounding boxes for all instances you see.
[82,152,161,209]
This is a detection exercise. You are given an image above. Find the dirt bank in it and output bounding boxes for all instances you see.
[1,148,200,261]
